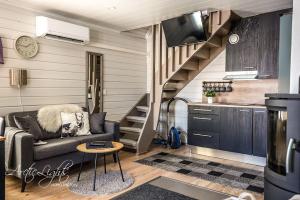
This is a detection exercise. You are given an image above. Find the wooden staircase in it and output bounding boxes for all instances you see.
[119,94,153,153]
[119,10,240,154]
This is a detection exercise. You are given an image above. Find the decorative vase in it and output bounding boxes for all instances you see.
[207,97,213,104]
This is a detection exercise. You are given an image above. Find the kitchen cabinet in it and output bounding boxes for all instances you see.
[253,108,267,157]
[188,105,264,157]
[219,107,252,154]
[257,12,280,79]
[236,108,253,154]
[188,106,220,149]
[219,107,237,152]
[226,11,282,79]
[188,131,220,149]
[226,17,259,72]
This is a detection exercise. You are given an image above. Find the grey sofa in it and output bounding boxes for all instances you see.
[0,110,120,192]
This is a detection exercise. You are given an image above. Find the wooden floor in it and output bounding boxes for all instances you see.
[5,145,264,200]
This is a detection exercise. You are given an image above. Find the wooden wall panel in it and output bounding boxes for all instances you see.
[0,4,147,121]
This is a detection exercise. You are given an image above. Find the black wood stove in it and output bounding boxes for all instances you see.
[265,93,300,200]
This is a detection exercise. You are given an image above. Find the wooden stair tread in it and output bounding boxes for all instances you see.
[136,106,149,112]
[120,138,137,148]
[182,65,198,71]
[120,127,142,134]
[126,116,146,123]
[206,36,222,48]
[194,48,210,59]
[163,88,177,92]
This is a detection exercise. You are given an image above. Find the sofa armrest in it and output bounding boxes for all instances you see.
[104,120,120,141]
[14,132,34,178]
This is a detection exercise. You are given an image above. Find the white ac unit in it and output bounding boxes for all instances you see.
[36,16,90,45]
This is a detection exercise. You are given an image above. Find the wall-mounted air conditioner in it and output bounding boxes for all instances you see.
[36,16,90,45]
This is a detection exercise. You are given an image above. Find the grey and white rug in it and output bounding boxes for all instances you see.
[113,176,230,200]
[136,152,264,194]
[68,170,134,196]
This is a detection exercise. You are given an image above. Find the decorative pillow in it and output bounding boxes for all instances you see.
[61,112,91,136]
[14,115,43,141]
[90,112,106,134]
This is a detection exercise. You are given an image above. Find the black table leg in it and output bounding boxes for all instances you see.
[77,152,85,181]
[104,154,107,174]
[93,153,98,191]
[116,152,124,182]
[113,153,117,163]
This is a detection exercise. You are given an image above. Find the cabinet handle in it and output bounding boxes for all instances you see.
[244,67,255,69]
[254,111,266,113]
[193,108,212,112]
[193,117,212,120]
[239,109,250,112]
[193,133,213,138]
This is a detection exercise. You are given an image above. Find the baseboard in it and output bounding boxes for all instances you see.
[189,145,266,167]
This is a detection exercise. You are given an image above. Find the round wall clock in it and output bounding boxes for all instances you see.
[15,35,39,59]
[228,34,239,45]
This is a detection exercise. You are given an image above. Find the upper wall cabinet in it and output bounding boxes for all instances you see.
[257,12,280,79]
[226,17,259,72]
[226,11,281,79]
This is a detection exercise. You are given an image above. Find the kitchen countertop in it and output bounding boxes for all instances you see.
[188,102,266,108]
[265,93,300,99]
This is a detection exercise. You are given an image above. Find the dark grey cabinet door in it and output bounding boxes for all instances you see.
[226,11,281,78]
[220,107,237,152]
[226,17,259,72]
[236,108,253,154]
[188,114,220,133]
[220,107,253,154]
[253,108,267,157]
[257,12,280,79]
[188,131,220,149]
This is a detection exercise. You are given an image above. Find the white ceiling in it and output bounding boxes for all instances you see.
[5,0,293,31]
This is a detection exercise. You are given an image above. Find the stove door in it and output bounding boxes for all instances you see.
[265,99,300,193]
[267,108,288,176]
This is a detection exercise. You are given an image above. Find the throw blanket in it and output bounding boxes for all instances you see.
[4,127,25,170]
[37,104,83,133]
[0,37,3,64]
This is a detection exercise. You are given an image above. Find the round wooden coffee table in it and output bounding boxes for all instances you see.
[76,141,124,191]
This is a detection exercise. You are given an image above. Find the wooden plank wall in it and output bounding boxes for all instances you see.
[0,3,147,121]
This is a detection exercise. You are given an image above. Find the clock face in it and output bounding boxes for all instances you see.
[15,36,39,58]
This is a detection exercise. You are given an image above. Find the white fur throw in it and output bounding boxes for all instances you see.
[37,104,83,133]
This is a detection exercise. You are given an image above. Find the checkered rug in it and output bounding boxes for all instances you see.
[136,152,264,194]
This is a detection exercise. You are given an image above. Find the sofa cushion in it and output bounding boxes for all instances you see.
[76,133,114,144]
[90,112,106,134]
[14,115,43,141]
[5,111,38,127]
[5,110,61,140]
[34,137,81,160]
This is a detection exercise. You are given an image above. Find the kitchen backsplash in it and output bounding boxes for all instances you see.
[202,79,278,104]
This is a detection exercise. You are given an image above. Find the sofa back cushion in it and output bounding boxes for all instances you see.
[90,112,106,134]
[14,115,43,141]
[5,111,38,127]
[5,110,61,140]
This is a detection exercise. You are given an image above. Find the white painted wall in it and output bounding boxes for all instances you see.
[290,0,300,93]
[0,3,147,121]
